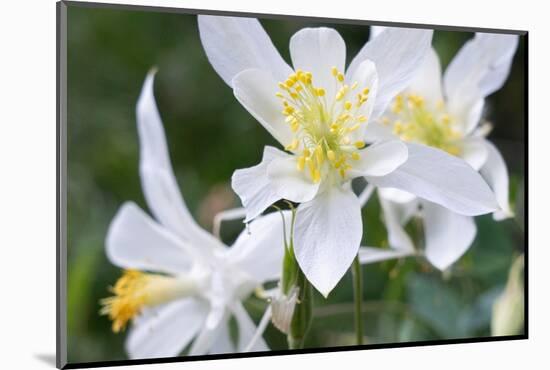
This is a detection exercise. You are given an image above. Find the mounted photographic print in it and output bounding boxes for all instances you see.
[57,1,528,368]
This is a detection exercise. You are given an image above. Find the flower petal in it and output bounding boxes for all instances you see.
[208,322,234,354]
[229,211,290,283]
[346,60,379,142]
[461,138,489,170]
[294,187,362,297]
[349,140,408,178]
[379,194,417,252]
[347,27,433,118]
[137,71,223,250]
[289,27,346,99]
[444,33,519,101]
[198,15,292,86]
[126,298,208,359]
[106,202,196,274]
[232,146,288,222]
[358,246,415,264]
[407,47,444,104]
[422,200,477,270]
[232,302,269,352]
[366,143,498,216]
[188,305,228,356]
[479,140,513,220]
[267,156,320,203]
[233,68,294,146]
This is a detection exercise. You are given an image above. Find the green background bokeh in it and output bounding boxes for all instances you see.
[66,4,526,364]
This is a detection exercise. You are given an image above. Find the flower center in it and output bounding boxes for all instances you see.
[386,93,463,156]
[276,67,370,182]
[101,269,198,333]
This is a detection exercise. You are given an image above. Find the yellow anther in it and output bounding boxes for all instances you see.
[338,113,350,122]
[362,88,370,95]
[285,79,295,88]
[358,115,367,122]
[283,106,295,115]
[303,148,311,157]
[337,73,345,82]
[297,156,306,171]
[295,85,303,92]
[351,82,358,90]
[354,141,365,149]
[344,101,353,110]
[290,92,298,99]
[347,123,360,132]
[312,168,321,183]
[275,92,284,98]
[331,66,338,76]
[339,168,346,178]
[351,152,361,161]
[327,150,336,162]
[285,138,299,151]
[290,120,299,132]
[315,145,324,164]
[316,88,326,97]
[278,82,288,90]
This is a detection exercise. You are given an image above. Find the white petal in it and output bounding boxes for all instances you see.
[232,146,288,222]
[447,91,484,135]
[349,140,408,178]
[137,71,223,250]
[378,187,417,204]
[188,305,228,356]
[358,246,415,264]
[346,60,379,142]
[106,202,196,274]
[444,33,519,101]
[379,194,417,252]
[294,187,362,297]
[363,120,397,143]
[232,302,269,352]
[208,322,234,354]
[422,200,477,270]
[479,140,513,220]
[198,15,292,86]
[366,143,498,216]
[289,27,346,99]
[461,138,489,171]
[407,47,444,104]
[267,156,320,203]
[126,298,208,359]
[368,25,387,40]
[347,27,433,118]
[233,69,294,146]
[229,211,290,283]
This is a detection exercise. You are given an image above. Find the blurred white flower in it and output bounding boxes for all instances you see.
[198,16,499,296]
[360,30,518,270]
[101,71,289,359]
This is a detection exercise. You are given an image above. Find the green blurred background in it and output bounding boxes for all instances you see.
[66,4,526,364]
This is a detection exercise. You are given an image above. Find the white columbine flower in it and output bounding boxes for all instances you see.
[359,30,518,270]
[101,71,289,359]
[198,16,499,296]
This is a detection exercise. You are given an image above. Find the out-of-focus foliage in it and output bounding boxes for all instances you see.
[66,4,526,364]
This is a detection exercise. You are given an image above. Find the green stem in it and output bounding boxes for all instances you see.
[352,254,364,345]
[288,269,312,349]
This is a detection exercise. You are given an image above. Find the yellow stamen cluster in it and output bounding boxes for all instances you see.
[389,93,462,156]
[277,67,370,182]
[100,270,194,333]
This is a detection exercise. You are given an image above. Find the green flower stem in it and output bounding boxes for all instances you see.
[352,254,364,345]
[288,268,312,349]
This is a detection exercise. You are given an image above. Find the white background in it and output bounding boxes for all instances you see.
[0,0,543,369]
